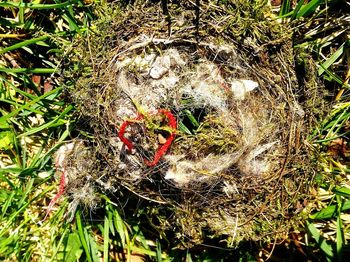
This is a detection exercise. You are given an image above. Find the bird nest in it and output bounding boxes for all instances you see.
[58,0,325,247]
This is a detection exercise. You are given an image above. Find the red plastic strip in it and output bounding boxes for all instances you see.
[144,109,176,167]
[118,114,144,152]
[44,169,66,220]
[118,109,177,167]
[144,133,175,167]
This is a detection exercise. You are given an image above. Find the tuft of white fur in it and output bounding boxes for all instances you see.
[149,55,171,79]
[67,183,97,222]
[183,63,228,110]
[55,142,75,169]
[165,153,241,186]
[244,141,278,162]
[231,79,258,100]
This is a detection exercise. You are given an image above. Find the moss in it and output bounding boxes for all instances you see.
[174,114,241,158]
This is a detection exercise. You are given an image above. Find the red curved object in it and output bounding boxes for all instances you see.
[118,114,144,152]
[144,133,175,167]
[144,109,177,167]
[44,169,66,220]
[118,109,177,167]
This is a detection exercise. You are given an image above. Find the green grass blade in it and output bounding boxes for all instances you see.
[336,215,344,261]
[1,191,15,219]
[0,235,16,256]
[0,130,15,150]
[333,187,350,198]
[50,227,69,261]
[307,222,334,259]
[0,168,22,179]
[103,215,110,262]
[0,0,80,10]
[28,142,45,169]
[86,231,99,262]
[186,253,193,262]
[0,87,62,123]
[0,77,37,100]
[310,200,350,220]
[63,8,81,32]
[18,0,24,24]
[296,0,325,18]
[178,121,192,135]
[277,10,294,19]
[336,196,344,261]
[0,185,53,236]
[156,240,162,262]
[318,43,345,76]
[17,178,34,207]
[107,206,115,236]
[113,209,126,247]
[184,109,200,128]
[76,210,93,262]
[33,126,71,169]
[319,105,350,140]
[279,0,291,16]
[321,66,350,89]
[291,0,306,20]
[63,232,83,262]
[130,246,160,258]
[17,104,74,138]
[0,68,56,74]
[0,35,48,55]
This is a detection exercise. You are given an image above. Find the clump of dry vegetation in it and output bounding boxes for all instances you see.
[58,0,326,247]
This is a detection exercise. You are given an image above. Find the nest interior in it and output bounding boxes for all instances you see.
[60,0,326,247]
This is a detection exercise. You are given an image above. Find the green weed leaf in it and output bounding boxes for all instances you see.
[0,120,10,129]
[0,130,15,150]
[60,232,83,262]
